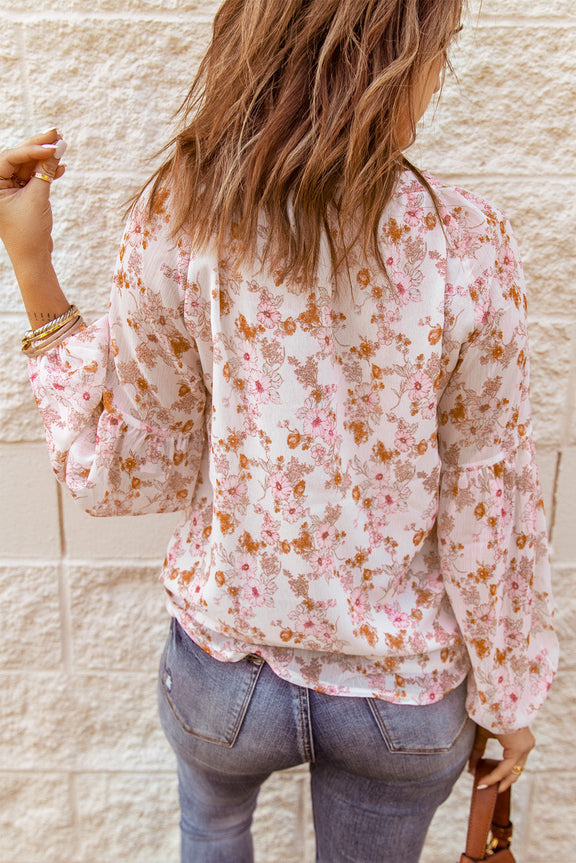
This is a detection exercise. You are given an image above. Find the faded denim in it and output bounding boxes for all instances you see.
[158,619,475,863]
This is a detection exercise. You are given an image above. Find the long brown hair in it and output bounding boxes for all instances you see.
[143,0,464,285]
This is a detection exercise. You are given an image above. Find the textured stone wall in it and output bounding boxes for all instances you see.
[0,0,574,861]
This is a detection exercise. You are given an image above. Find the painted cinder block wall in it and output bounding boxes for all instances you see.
[0,1,574,860]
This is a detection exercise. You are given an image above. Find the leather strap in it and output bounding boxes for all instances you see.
[460,758,515,863]
[461,853,515,863]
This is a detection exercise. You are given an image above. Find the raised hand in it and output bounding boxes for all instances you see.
[0,129,70,325]
[0,129,66,268]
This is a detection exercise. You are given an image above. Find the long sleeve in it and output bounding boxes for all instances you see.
[28,201,208,516]
[437,217,558,733]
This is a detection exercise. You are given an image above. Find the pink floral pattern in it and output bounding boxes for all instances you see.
[28,173,558,732]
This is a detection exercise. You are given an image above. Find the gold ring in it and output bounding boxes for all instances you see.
[511,765,523,776]
[32,172,53,184]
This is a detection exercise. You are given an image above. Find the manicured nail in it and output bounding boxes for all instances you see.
[42,126,58,135]
[41,144,57,149]
[477,785,488,790]
[54,139,67,159]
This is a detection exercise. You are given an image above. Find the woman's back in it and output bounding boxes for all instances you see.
[29,166,553,730]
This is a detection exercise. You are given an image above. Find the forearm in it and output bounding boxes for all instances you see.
[0,130,70,327]
[12,253,71,327]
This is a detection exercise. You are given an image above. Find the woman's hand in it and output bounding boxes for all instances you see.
[0,129,66,269]
[0,129,71,325]
[469,724,535,792]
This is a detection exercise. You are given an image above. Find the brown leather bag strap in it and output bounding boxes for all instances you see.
[491,785,513,851]
[460,758,513,862]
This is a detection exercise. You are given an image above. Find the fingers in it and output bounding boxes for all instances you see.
[26,128,59,146]
[0,132,67,188]
[475,725,535,793]
[477,757,527,793]
[1,143,56,173]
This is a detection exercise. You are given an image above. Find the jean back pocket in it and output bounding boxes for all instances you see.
[160,619,264,747]
[367,679,470,754]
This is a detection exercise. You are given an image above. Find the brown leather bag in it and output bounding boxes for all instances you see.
[460,759,515,862]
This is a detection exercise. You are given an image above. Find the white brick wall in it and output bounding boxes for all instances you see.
[0,1,574,860]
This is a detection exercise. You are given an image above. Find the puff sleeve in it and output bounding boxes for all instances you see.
[28,201,208,516]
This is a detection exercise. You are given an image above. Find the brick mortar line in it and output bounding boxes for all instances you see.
[0,439,50,446]
[0,769,178,775]
[0,439,48,445]
[0,556,165,566]
[0,669,160,677]
[477,15,576,26]
[67,773,80,860]
[561,328,576,447]
[431,173,576,181]
[2,10,215,24]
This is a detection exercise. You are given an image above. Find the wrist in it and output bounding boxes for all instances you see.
[11,258,71,326]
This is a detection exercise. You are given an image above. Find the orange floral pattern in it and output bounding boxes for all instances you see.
[28,172,558,732]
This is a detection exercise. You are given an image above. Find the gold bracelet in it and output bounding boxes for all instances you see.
[22,315,79,355]
[22,308,81,352]
[23,315,84,357]
[22,315,85,357]
[22,305,80,345]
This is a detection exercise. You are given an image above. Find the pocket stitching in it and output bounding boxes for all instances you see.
[367,698,470,754]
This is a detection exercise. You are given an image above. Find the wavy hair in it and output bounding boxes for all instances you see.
[143,0,464,285]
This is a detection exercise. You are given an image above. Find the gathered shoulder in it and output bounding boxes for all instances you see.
[393,170,510,247]
[419,171,513,252]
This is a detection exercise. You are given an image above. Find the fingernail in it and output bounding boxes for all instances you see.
[477,784,488,790]
[54,139,67,159]
[42,126,58,135]
[41,144,57,150]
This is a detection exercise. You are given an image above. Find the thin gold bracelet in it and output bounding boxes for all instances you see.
[22,305,80,347]
[22,315,85,357]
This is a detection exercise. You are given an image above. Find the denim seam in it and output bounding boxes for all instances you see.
[298,686,315,763]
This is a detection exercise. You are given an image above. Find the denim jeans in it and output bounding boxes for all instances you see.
[158,619,475,863]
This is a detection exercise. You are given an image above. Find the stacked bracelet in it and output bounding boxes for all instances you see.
[22,305,85,357]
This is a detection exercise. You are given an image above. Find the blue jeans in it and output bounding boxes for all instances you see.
[158,619,475,863]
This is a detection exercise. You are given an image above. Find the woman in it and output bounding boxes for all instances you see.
[0,1,558,861]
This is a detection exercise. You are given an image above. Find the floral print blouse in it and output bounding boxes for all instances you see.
[29,171,558,733]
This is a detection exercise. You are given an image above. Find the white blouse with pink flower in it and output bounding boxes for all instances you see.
[28,172,558,733]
